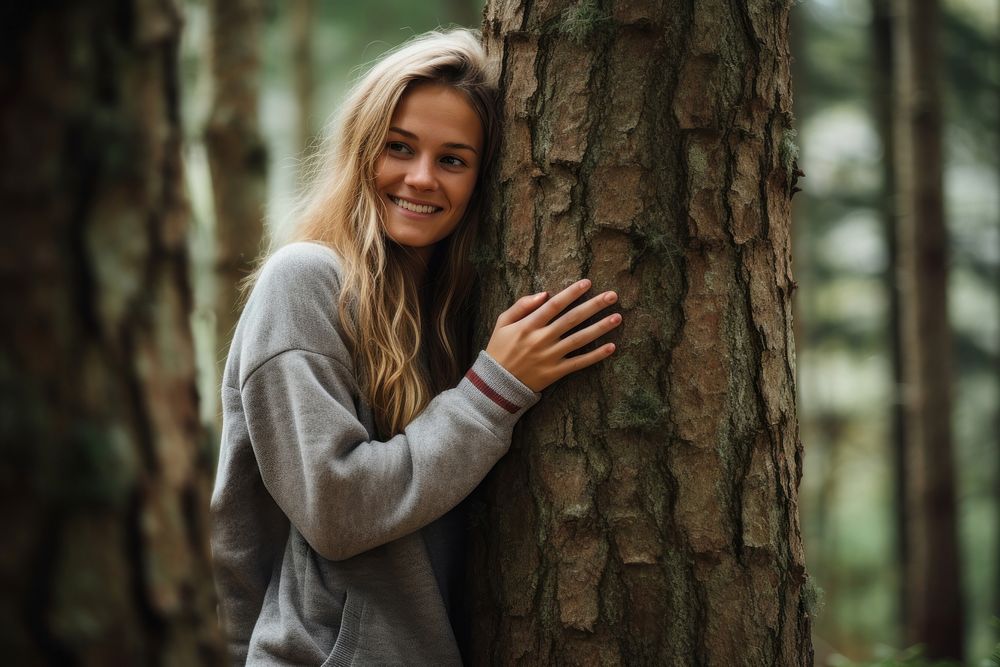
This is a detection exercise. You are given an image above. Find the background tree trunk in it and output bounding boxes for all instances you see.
[290,0,317,167]
[205,0,266,386]
[0,3,222,663]
[891,0,965,660]
[872,0,909,643]
[469,1,812,664]
[995,0,1000,634]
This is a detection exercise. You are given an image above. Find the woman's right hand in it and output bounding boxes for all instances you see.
[485,279,622,392]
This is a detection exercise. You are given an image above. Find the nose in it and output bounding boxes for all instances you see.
[404,155,438,191]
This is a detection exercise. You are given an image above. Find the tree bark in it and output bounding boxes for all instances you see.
[0,3,222,664]
[205,0,266,378]
[891,0,965,660]
[470,1,812,664]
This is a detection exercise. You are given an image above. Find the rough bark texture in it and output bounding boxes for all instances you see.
[205,0,266,369]
[0,3,222,664]
[469,1,812,664]
[891,0,965,660]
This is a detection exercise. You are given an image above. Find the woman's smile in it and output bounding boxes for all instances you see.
[374,82,483,261]
[387,194,443,215]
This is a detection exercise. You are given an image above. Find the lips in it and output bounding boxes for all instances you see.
[389,195,442,214]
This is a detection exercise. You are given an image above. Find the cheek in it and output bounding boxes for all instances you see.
[373,154,391,187]
[455,173,479,207]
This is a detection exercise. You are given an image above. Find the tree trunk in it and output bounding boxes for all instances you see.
[290,0,317,166]
[205,0,266,381]
[872,0,909,643]
[0,3,222,664]
[470,1,812,664]
[891,0,965,660]
[995,0,1000,636]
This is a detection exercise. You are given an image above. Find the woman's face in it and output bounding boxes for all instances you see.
[374,83,484,259]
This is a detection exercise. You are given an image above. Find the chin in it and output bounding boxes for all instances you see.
[385,232,434,253]
[397,240,435,253]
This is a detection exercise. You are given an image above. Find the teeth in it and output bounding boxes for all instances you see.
[390,196,439,214]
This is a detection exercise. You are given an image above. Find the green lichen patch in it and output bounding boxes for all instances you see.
[608,387,668,432]
[559,0,611,44]
[604,353,670,431]
[779,127,799,182]
[628,224,682,267]
[801,575,825,619]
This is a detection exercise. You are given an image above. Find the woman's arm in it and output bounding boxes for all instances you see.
[232,241,620,563]
[242,345,537,562]
[227,243,539,562]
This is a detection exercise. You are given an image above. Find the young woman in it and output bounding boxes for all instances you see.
[210,29,622,666]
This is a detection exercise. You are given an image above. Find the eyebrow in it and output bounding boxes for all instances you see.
[388,126,479,155]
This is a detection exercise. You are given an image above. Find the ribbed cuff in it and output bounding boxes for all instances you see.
[461,350,541,423]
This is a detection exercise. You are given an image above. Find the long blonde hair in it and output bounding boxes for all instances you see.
[258,29,499,438]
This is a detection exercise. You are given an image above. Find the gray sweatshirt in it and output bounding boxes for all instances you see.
[210,241,540,666]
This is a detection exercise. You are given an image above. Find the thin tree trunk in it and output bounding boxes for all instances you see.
[291,0,316,166]
[205,0,267,382]
[892,0,965,660]
[872,0,909,643]
[470,2,812,663]
[0,3,222,663]
[994,0,1000,636]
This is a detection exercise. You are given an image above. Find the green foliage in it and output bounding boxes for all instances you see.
[559,0,611,44]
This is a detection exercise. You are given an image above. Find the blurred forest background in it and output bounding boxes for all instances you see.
[27,0,991,663]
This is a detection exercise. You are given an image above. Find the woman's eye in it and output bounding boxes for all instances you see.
[386,141,411,154]
[441,155,467,168]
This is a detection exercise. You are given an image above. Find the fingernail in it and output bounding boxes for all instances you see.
[579,279,591,290]
[610,314,621,324]
[605,292,617,303]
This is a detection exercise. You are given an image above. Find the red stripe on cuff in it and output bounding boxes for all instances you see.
[465,369,521,414]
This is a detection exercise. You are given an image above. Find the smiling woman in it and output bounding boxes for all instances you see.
[376,83,484,266]
[209,28,622,667]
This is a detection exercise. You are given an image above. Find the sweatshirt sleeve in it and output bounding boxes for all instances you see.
[233,242,540,561]
[241,347,539,561]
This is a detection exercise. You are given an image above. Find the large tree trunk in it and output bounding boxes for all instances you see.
[0,3,222,664]
[872,0,909,642]
[205,0,266,382]
[891,0,965,660]
[470,2,812,664]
